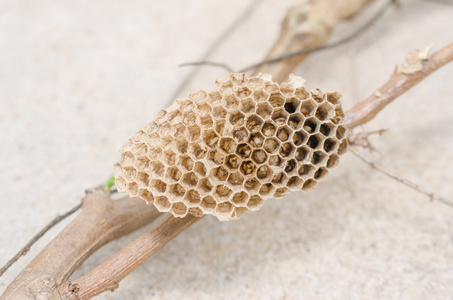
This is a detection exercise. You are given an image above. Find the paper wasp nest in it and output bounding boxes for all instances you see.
[114,73,348,221]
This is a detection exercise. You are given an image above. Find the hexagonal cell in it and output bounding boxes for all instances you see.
[327,92,341,105]
[284,159,297,175]
[295,146,310,162]
[166,166,182,182]
[194,161,207,177]
[338,139,348,155]
[276,126,291,142]
[311,89,326,103]
[295,86,309,100]
[247,195,264,212]
[271,109,289,126]
[246,77,264,89]
[198,177,213,194]
[236,143,252,159]
[162,149,176,166]
[237,86,252,99]
[311,151,327,165]
[280,84,295,97]
[214,185,233,201]
[154,196,171,211]
[245,115,264,133]
[181,172,198,188]
[268,154,283,167]
[256,165,273,181]
[262,121,277,137]
[300,99,317,117]
[269,93,285,107]
[197,101,212,114]
[183,111,196,126]
[307,134,322,150]
[227,172,244,187]
[213,106,227,118]
[315,103,334,121]
[209,91,222,106]
[147,146,163,160]
[149,161,165,177]
[263,138,280,154]
[225,154,241,170]
[219,137,237,154]
[323,138,338,153]
[188,142,207,160]
[179,155,194,171]
[216,202,234,219]
[200,196,216,213]
[115,177,127,191]
[314,167,329,180]
[253,89,269,102]
[288,113,304,130]
[174,136,189,154]
[249,132,265,148]
[284,97,301,114]
[158,122,172,137]
[224,93,240,108]
[189,207,204,217]
[136,172,150,188]
[229,111,245,128]
[211,166,229,182]
[240,160,256,176]
[231,207,248,219]
[208,150,225,165]
[320,123,335,137]
[191,90,208,102]
[259,183,275,196]
[138,188,154,202]
[274,187,289,198]
[184,189,201,207]
[199,114,214,128]
[120,151,135,166]
[172,202,188,217]
[264,81,279,94]
[172,124,186,138]
[167,110,183,124]
[169,183,186,199]
[256,102,273,119]
[279,142,295,158]
[186,125,201,142]
[122,166,137,182]
[327,154,340,168]
[336,125,347,140]
[272,172,288,186]
[232,127,248,143]
[302,179,317,192]
[303,117,319,134]
[240,98,255,114]
[231,191,249,207]
[293,131,308,146]
[251,149,268,165]
[287,176,303,190]
[242,178,259,193]
[127,182,139,196]
[150,179,167,194]
[298,164,316,178]
[203,130,219,148]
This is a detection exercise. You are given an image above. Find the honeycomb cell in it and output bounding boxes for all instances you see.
[115,73,348,221]
[219,137,237,154]
[229,111,245,127]
[249,132,265,148]
[181,172,198,188]
[252,149,268,164]
[246,115,264,133]
[262,121,277,137]
[236,143,252,158]
[269,93,285,107]
[276,126,291,142]
[256,102,273,119]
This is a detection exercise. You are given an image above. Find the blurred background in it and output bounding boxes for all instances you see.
[1,0,452,299]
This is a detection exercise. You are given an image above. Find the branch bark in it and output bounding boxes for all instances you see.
[1,190,161,300]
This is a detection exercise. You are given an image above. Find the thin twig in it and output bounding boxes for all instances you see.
[0,201,82,277]
[179,61,234,73]
[168,0,262,104]
[350,147,453,208]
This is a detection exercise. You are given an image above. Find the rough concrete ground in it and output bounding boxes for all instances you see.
[1,0,452,299]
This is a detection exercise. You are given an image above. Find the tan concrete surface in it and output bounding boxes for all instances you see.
[1,0,452,299]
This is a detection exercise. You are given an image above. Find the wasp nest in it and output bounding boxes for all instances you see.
[114,73,348,221]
